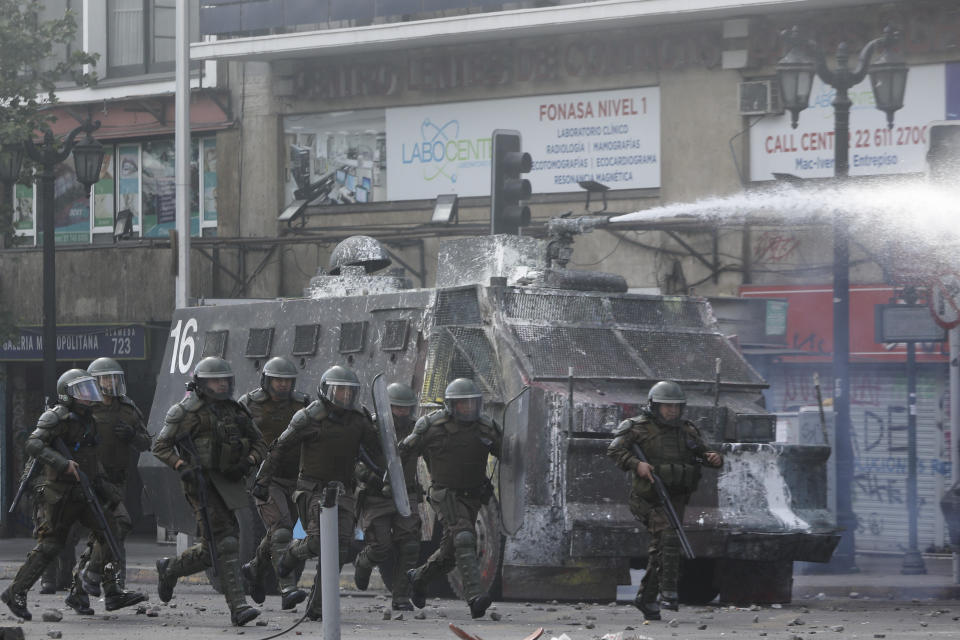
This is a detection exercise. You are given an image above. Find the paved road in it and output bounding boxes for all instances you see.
[3,584,960,640]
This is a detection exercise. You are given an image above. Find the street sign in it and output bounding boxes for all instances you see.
[875,304,947,343]
[928,274,960,330]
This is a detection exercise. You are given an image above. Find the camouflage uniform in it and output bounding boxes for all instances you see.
[78,395,151,593]
[353,412,422,608]
[239,385,309,603]
[607,408,719,616]
[401,408,502,615]
[256,396,381,620]
[152,389,266,624]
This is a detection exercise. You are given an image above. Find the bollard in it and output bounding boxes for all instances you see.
[320,482,341,640]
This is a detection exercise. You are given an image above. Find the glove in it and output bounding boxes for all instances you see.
[113,422,136,443]
[251,482,270,502]
[178,464,201,485]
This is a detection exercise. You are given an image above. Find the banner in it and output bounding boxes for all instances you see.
[750,64,946,181]
[386,86,660,199]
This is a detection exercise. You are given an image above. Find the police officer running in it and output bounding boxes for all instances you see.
[153,357,267,626]
[607,381,723,621]
[353,382,423,610]
[400,378,501,620]
[239,357,310,610]
[1,370,147,621]
[75,358,151,603]
[254,364,382,621]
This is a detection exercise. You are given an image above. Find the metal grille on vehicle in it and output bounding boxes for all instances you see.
[610,297,706,328]
[503,290,607,324]
[292,324,320,356]
[434,289,481,325]
[420,327,502,402]
[510,325,644,378]
[201,330,228,358]
[382,319,409,351]
[339,322,367,353]
[620,330,761,384]
[244,328,274,358]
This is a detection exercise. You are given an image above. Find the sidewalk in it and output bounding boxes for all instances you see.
[2,534,959,602]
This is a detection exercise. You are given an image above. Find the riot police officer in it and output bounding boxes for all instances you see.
[239,357,310,610]
[353,382,422,610]
[400,378,502,620]
[607,380,723,620]
[76,358,151,601]
[1,370,147,621]
[152,357,266,627]
[254,364,381,621]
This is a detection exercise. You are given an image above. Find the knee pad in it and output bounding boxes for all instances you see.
[453,530,476,551]
[216,536,240,557]
[271,528,293,546]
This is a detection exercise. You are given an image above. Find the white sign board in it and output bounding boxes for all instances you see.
[750,64,945,181]
[386,86,660,200]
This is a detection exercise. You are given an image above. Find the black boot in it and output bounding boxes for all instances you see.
[633,593,661,621]
[1,588,32,620]
[353,558,372,591]
[406,569,426,609]
[392,599,414,611]
[280,587,307,610]
[241,561,266,605]
[39,581,56,595]
[276,547,298,579]
[468,593,491,619]
[65,589,95,615]
[156,558,177,603]
[104,587,148,611]
[658,590,679,612]
[230,605,260,627]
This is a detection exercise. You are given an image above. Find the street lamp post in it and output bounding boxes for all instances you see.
[0,121,104,403]
[777,26,909,573]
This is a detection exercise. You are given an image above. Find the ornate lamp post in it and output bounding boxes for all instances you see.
[776,27,909,573]
[0,121,104,402]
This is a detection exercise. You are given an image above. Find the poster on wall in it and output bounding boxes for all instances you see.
[749,64,948,181]
[202,137,217,223]
[118,144,141,228]
[13,183,33,234]
[52,153,90,244]
[386,86,661,200]
[93,151,115,229]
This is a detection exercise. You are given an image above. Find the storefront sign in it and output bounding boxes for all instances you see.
[0,325,147,361]
[750,64,950,180]
[386,86,660,199]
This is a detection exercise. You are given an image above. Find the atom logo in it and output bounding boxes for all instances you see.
[420,118,460,182]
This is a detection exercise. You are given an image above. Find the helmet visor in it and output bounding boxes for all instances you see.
[325,382,358,410]
[69,378,104,403]
[96,373,126,397]
[203,376,235,401]
[447,397,482,423]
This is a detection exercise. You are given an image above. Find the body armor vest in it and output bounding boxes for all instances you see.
[636,417,702,493]
[190,401,252,473]
[91,400,139,482]
[424,420,491,490]
[244,392,303,480]
[43,409,100,482]
[300,411,367,486]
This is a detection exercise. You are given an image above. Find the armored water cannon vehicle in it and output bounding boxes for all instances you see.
[141,223,838,604]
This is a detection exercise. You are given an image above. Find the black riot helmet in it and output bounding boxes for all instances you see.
[87,357,126,397]
[57,369,104,407]
[647,380,686,424]
[192,357,235,401]
[387,382,418,425]
[443,378,482,423]
[319,365,360,410]
[260,356,298,399]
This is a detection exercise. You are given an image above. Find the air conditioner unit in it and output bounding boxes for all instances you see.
[738,80,783,116]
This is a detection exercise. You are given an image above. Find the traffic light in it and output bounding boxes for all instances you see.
[927,121,960,183]
[490,129,532,235]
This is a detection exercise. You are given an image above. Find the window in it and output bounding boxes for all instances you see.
[108,0,192,77]
[38,1,84,80]
[10,136,218,245]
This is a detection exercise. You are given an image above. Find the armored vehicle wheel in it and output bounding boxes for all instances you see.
[679,558,719,605]
[445,498,504,600]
